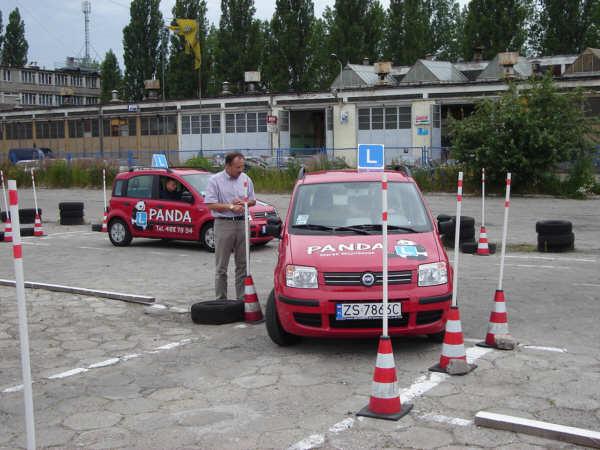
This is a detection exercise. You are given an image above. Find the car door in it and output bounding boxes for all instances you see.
[145,176,196,240]
[122,174,158,238]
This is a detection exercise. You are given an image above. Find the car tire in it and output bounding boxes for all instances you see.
[460,241,478,254]
[9,208,41,224]
[20,227,35,237]
[0,231,4,241]
[437,219,454,235]
[91,223,102,232]
[538,233,575,252]
[60,217,85,225]
[108,219,132,247]
[190,300,244,325]
[60,210,84,219]
[266,290,301,346]
[59,202,85,212]
[536,220,572,235]
[200,222,215,252]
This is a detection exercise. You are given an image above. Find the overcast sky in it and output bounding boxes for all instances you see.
[1,0,468,70]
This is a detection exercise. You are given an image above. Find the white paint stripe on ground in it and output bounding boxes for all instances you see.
[287,434,325,450]
[574,283,600,287]
[520,345,567,353]
[1,339,193,395]
[42,231,92,237]
[20,241,51,246]
[499,263,566,269]
[328,418,354,433]
[506,255,596,263]
[78,246,107,251]
[418,412,472,427]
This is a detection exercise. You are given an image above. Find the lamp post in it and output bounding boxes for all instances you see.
[330,53,343,91]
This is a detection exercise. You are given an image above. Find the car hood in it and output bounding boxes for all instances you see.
[251,200,275,213]
[288,232,441,270]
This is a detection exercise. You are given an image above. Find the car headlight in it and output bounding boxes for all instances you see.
[286,265,318,289]
[418,262,447,286]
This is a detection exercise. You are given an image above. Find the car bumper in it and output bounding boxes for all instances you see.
[275,288,452,338]
[249,221,274,244]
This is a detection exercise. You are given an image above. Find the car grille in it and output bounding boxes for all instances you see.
[329,314,409,329]
[252,211,277,219]
[323,270,412,286]
[293,313,322,328]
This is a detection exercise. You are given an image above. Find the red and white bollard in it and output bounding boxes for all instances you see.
[101,168,108,232]
[358,172,412,420]
[242,177,263,323]
[476,168,490,255]
[8,180,37,450]
[31,169,45,237]
[478,173,516,350]
[1,169,12,242]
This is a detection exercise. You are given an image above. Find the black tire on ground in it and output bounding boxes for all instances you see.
[460,241,478,254]
[108,219,132,246]
[190,300,244,325]
[489,243,497,254]
[0,231,4,241]
[58,202,85,212]
[458,227,476,240]
[437,219,454,235]
[200,221,215,252]
[20,227,35,237]
[60,210,84,219]
[60,217,85,226]
[18,208,41,224]
[450,215,475,229]
[538,232,575,247]
[535,220,572,235]
[91,223,102,232]
[266,290,301,346]
[0,211,6,223]
[537,241,575,252]
[437,214,452,222]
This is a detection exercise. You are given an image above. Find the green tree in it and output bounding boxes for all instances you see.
[462,0,529,61]
[204,25,221,96]
[269,0,315,92]
[306,17,335,90]
[1,8,28,67]
[431,0,463,61]
[0,12,4,55]
[385,0,432,65]
[327,0,372,65]
[363,1,386,64]
[100,50,122,102]
[449,75,593,191]
[532,0,599,55]
[122,0,164,101]
[166,0,209,99]
[216,0,263,93]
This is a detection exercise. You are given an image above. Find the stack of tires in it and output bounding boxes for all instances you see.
[437,214,495,254]
[1,208,40,236]
[59,202,85,225]
[536,220,574,252]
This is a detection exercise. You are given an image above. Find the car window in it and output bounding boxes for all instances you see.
[113,179,126,197]
[289,181,432,233]
[181,173,211,196]
[126,175,154,199]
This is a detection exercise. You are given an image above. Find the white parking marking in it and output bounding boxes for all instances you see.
[506,255,596,263]
[288,434,325,450]
[42,231,93,238]
[574,283,600,287]
[1,338,193,395]
[78,246,107,251]
[21,241,50,246]
[418,412,472,426]
[521,345,567,353]
[500,263,565,269]
[328,418,354,433]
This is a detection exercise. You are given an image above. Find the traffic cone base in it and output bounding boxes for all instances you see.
[429,306,476,375]
[34,213,45,236]
[243,275,264,324]
[357,336,412,421]
[476,226,490,255]
[101,210,108,232]
[477,290,514,350]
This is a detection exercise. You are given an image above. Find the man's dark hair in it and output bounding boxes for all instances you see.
[225,151,245,165]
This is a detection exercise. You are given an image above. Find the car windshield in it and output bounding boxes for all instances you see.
[181,173,211,196]
[289,181,432,234]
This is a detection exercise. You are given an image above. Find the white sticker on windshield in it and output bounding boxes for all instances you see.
[296,214,309,225]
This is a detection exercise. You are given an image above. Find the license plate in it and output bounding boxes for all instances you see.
[335,302,402,320]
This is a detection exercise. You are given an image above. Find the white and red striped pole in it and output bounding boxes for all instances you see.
[244,177,250,276]
[451,172,463,307]
[102,168,107,214]
[31,169,44,236]
[1,170,9,221]
[8,180,36,450]
[481,168,485,228]
[498,173,512,291]
[381,172,389,337]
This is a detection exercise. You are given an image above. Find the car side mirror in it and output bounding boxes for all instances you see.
[266,217,282,238]
[181,192,194,204]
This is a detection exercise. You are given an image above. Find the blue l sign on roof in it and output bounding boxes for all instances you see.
[152,154,169,168]
[358,144,384,171]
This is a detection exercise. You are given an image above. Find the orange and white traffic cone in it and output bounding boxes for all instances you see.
[476,225,490,255]
[430,306,476,374]
[477,290,515,349]
[33,212,45,236]
[3,218,12,242]
[357,336,412,420]
[243,275,264,323]
[101,209,108,232]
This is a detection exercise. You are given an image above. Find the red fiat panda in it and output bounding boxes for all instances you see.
[107,168,278,250]
[265,169,452,345]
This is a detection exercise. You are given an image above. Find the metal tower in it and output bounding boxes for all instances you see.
[82,0,91,62]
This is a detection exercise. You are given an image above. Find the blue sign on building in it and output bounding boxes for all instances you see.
[357,144,384,171]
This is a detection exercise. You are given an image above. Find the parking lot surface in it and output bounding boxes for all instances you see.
[1,188,599,449]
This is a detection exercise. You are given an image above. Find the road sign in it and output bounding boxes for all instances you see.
[357,144,384,171]
[152,154,168,168]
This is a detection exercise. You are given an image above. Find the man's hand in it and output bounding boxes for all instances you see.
[231,204,244,214]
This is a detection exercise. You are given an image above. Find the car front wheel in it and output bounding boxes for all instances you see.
[108,219,132,247]
[200,221,215,252]
[266,290,301,346]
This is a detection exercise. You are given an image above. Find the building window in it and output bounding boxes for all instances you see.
[235,113,246,133]
[35,120,65,139]
[246,112,257,132]
[2,69,11,81]
[211,114,220,133]
[182,116,190,135]
[326,108,333,131]
[371,108,383,130]
[140,115,176,135]
[433,104,441,128]
[225,113,235,133]
[358,108,370,130]
[183,114,221,135]
[279,110,289,132]
[21,71,35,84]
[39,94,53,106]
[385,107,397,129]
[22,92,37,105]
[86,97,98,105]
[85,77,97,88]
[398,107,411,129]
[68,120,84,138]
[6,122,33,139]
[56,74,68,86]
[72,76,83,87]
[201,114,210,134]
[39,72,52,85]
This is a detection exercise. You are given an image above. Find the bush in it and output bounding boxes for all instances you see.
[185,156,214,171]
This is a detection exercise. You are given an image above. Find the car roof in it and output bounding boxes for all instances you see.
[300,169,413,185]
[115,167,212,179]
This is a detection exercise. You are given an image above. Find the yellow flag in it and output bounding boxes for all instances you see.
[169,19,201,70]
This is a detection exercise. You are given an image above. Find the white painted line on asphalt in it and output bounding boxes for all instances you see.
[234,324,248,329]
[418,412,472,427]
[506,255,596,263]
[42,231,92,238]
[520,345,567,353]
[287,434,325,450]
[1,338,193,395]
[150,251,170,256]
[78,246,107,251]
[499,263,566,269]
[20,241,51,246]
[574,283,600,287]
[328,418,354,433]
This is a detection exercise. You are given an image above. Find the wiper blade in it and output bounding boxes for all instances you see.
[387,225,419,233]
[332,226,372,235]
[292,223,335,231]
[348,223,419,233]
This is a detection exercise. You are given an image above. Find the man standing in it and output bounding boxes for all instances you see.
[204,152,256,300]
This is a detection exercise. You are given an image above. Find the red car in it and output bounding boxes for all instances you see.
[107,168,278,250]
[265,169,452,345]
